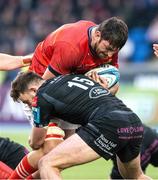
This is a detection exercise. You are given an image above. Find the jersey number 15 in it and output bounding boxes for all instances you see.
[68,77,95,90]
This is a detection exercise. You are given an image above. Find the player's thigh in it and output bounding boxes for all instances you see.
[39,133,100,169]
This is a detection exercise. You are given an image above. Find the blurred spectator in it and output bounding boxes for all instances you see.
[128,27,151,62]
[0,0,158,83]
[119,38,134,63]
[147,15,158,44]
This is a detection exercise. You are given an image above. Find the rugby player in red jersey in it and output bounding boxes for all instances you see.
[29,17,127,80]
[0,17,128,80]
[0,17,127,95]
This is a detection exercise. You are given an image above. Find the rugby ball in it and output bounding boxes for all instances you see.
[85,64,120,88]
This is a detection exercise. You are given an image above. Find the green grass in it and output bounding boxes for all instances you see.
[2,131,158,179]
[62,158,111,179]
[119,84,158,94]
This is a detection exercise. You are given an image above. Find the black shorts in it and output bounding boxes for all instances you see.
[0,138,29,169]
[76,109,144,162]
[110,125,158,179]
[5,146,29,169]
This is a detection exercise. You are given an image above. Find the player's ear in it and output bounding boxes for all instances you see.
[95,30,101,38]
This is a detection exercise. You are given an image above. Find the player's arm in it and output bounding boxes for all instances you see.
[29,123,66,151]
[0,53,33,70]
[30,95,65,150]
[153,44,158,57]
[29,126,47,150]
[42,42,79,80]
[30,96,51,150]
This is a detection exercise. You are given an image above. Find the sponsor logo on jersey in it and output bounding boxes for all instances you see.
[89,86,110,98]
[117,126,144,139]
[32,107,40,124]
[94,134,117,156]
[117,126,144,134]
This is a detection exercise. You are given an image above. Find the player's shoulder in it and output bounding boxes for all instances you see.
[0,137,23,149]
[38,75,66,93]
[57,20,95,31]
[48,20,95,49]
[76,20,96,26]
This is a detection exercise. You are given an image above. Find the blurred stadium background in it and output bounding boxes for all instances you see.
[0,0,158,179]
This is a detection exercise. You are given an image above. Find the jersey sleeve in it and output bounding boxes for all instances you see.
[48,42,80,75]
[32,96,54,127]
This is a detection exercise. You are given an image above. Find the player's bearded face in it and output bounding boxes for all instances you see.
[93,39,118,59]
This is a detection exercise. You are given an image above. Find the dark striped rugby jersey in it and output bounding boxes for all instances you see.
[32,74,132,127]
[0,137,28,169]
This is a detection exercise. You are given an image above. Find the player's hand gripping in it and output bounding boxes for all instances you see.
[87,71,109,89]
[87,71,119,95]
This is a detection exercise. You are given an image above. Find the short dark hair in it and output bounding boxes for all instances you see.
[97,17,128,49]
[10,71,43,102]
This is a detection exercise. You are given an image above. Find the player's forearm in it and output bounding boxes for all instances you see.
[29,127,47,150]
[0,53,33,70]
[0,53,23,70]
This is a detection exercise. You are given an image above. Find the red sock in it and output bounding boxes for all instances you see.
[8,156,37,179]
[26,174,34,179]
[0,161,13,179]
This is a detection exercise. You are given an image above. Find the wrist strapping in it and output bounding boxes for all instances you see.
[45,122,65,141]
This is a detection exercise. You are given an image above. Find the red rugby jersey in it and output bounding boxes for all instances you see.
[29,20,118,76]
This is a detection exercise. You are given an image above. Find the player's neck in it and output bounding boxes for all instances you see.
[39,80,45,88]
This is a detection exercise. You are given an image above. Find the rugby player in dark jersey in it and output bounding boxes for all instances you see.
[9,71,151,179]
[110,124,158,179]
[0,137,29,179]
